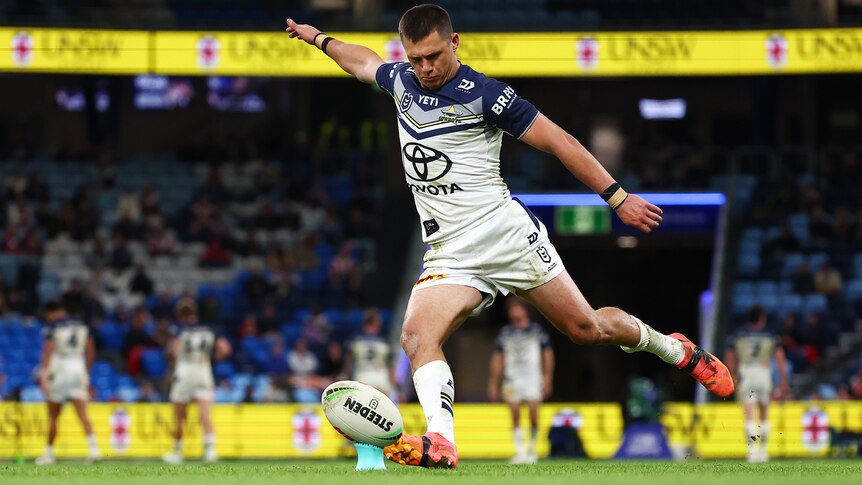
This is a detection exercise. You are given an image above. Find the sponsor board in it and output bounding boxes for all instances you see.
[0,402,858,459]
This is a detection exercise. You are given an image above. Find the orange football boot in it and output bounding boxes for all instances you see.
[383,432,458,469]
[670,332,735,398]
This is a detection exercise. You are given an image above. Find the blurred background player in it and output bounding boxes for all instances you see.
[724,305,789,463]
[344,308,394,398]
[163,297,231,464]
[35,301,101,465]
[488,296,554,464]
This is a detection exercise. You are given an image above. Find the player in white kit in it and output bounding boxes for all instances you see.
[724,306,788,463]
[344,308,394,396]
[163,298,231,464]
[488,297,554,464]
[35,301,101,465]
[286,4,734,468]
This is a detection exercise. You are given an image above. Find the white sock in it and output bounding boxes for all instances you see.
[87,434,99,453]
[745,420,758,455]
[513,426,525,456]
[529,427,538,455]
[173,439,183,454]
[620,316,684,365]
[413,360,455,443]
[44,445,54,457]
[204,433,216,452]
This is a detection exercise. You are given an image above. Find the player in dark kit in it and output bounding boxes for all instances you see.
[286,4,734,469]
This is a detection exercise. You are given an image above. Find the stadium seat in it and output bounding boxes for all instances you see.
[141,349,168,378]
[803,294,828,315]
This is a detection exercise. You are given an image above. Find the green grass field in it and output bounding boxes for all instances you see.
[1,460,860,485]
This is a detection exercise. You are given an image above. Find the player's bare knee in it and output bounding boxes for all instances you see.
[400,328,420,359]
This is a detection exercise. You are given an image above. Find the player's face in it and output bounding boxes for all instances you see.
[508,305,530,329]
[402,30,460,90]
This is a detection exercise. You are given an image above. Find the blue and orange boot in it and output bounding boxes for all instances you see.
[383,432,458,469]
[670,333,734,398]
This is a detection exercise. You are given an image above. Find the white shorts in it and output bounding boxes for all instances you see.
[354,370,393,396]
[46,361,89,403]
[502,375,543,403]
[414,197,566,315]
[737,366,773,405]
[169,364,215,403]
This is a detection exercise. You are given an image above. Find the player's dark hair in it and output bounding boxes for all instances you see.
[399,4,453,42]
[747,305,766,324]
[42,300,64,314]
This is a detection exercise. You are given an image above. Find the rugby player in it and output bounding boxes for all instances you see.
[286,4,734,468]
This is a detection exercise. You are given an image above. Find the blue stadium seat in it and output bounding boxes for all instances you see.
[214,361,236,381]
[116,386,141,402]
[736,253,760,276]
[808,252,829,271]
[732,294,757,315]
[755,280,778,297]
[844,279,862,302]
[141,349,167,378]
[782,253,805,277]
[803,294,828,315]
[21,386,45,402]
[778,294,803,316]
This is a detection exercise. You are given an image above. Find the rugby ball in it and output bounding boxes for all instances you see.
[321,380,403,448]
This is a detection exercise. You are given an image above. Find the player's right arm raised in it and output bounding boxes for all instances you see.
[285,19,384,85]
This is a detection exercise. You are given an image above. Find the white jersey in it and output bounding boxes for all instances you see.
[349,334,393,394]
[376,62,540,243]
[43,318,89,362]
[175,324,216,366]
[496,322,550,383]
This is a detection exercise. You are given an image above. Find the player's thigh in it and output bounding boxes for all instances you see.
[519,270,597,341]
[401,284,484,348]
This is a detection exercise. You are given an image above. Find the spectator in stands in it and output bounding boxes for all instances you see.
[798,312,826,365]
[124,307,155,376]
[147,225,177,256]
[140,184,161,217]
[53,201,75,239]
[137,380,162,403]
[129,264,154,297]
[84,236,109,270]
[113,213,140,241]
[109,234,133,270]
[809,205,835,249]
[849,367,862,400]
[199,296,221,325]
[6,196,33,228]
[244,267,272,306]
[34,200,58,238]
[328,241,361,300]
[287,338,320,403]
[150,316,173,348]
[258,302,280,338]
[294,235,321,272]
[0,291,10,317]
[254,199,282,230]
[62,279,86,317]
[24,172,49,203]
[238,231,264,258]
[814,263,843,298]
[116,189,141,224]
[150,292,174,320]
[319,341,346,382]
[791,262,816,295]
[301,305,332,350]
[199,237,231,268]
[237,314,259,339]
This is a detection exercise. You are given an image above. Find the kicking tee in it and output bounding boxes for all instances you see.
[376,62,539,243]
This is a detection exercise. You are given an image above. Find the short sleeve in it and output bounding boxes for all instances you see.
[483,79,539,139]
[376,62,406,96]
[724,333,736,350]
[41,324,54,340]
[494,329,505,352]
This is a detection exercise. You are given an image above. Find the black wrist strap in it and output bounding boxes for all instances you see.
[600,182,620,202]
[321,36,334,54]
[313,32,326,45]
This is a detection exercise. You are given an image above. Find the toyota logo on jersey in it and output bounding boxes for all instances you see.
[402,143,453,182]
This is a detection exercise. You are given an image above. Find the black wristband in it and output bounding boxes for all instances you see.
[321,36,334,54]
[313,32,326,45]
[600,182,620,202]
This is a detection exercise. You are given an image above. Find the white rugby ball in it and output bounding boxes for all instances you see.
[321,380,403,448]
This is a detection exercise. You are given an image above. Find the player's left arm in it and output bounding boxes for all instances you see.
[542,347,555,399]
[85,336,95,370]
[773,346,790,400]
[214,336,232,362]
[520,114,663,233]
[38,339,54,393]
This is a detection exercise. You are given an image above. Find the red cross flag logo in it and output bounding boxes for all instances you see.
[11,31,33,68]
[801,407,829,452]
[385,37,406,63]
[109,407,131,453]
[575,36,599,71]
[197,35,221,70]
[766,33,788,69]
[292,410,322,453]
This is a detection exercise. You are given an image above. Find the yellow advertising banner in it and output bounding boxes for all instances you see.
[0,28,149,73]
[0,401,858,460]
[1,27,861,77]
